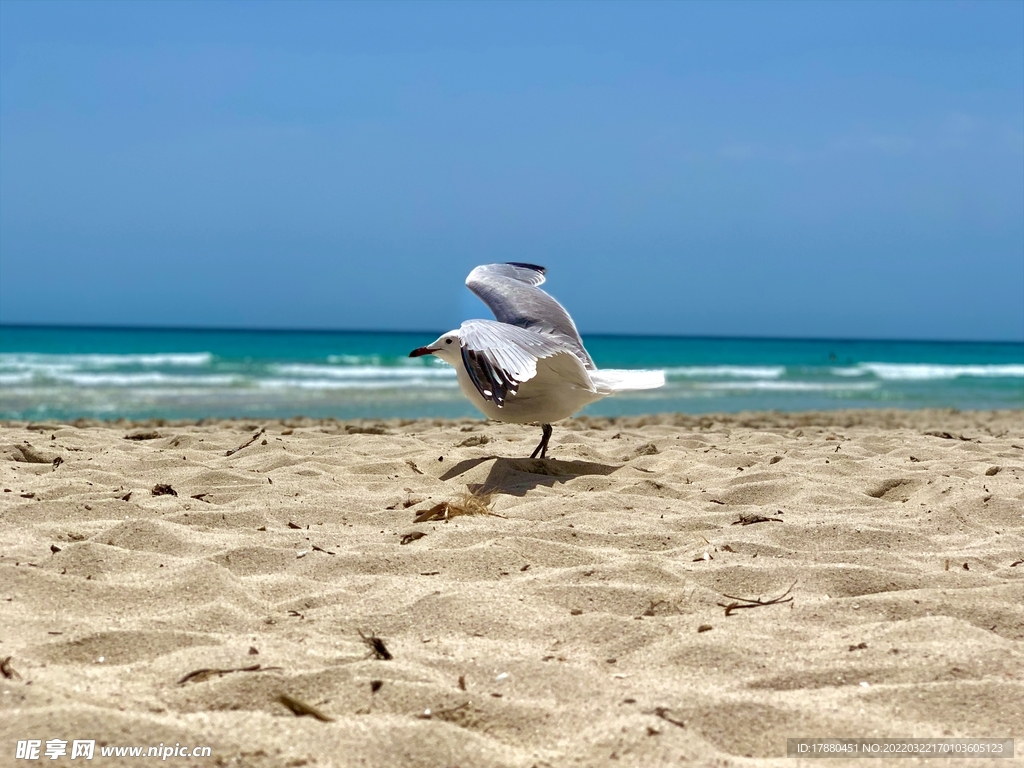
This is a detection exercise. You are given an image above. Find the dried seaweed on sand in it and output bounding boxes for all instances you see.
[414,489,505,523]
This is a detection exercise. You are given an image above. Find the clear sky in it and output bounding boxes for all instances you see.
[1,0,1022,341]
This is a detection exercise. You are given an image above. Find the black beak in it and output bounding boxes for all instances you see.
[409,346,433,358]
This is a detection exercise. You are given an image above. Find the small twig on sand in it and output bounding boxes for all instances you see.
[646,707,686,729]
[278,693,334,722]
[731,513,782,526]
[226,428,266,457]
[176,664,275,685]
[718,581,796,616]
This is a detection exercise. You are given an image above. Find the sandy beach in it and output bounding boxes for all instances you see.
[1,409,1022,767]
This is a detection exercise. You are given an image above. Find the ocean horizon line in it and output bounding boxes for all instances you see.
[2,322,1022,348]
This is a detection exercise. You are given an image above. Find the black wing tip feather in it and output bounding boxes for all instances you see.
[505,262,546,274]
[461,343,518,408]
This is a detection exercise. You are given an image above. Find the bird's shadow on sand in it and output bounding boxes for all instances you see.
[438,456,620,497]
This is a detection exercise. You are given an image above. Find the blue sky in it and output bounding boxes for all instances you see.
[1,0,1022,341]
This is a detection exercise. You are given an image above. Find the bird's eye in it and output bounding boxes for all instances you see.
[445,338,453,344]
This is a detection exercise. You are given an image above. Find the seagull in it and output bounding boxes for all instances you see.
[409,263,665,458]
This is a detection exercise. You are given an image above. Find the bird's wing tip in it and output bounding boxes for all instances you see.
[505,262,546,275]
[466,263,547,287]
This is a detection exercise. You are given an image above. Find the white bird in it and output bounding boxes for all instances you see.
[409,263,665,458]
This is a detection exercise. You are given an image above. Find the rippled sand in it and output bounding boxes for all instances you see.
[2,410,1022,766]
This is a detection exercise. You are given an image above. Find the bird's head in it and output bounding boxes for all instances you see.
[409,330,461,366]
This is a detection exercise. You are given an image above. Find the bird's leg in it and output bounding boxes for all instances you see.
[530,424,553,459]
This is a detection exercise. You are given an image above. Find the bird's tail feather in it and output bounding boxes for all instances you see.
[590,369,665,395]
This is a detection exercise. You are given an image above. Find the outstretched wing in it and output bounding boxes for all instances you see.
[459,319,589,407]
[466,263,595,369]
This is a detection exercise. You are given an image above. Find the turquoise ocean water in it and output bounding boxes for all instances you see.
[1,325,1021,421]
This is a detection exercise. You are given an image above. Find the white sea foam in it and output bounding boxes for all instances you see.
[270,363,456,379]
[0,372,34,386]
[0,358,77,374]
[56,373,239,387]
[665,365,786,379]
[327,354,384,365]
[257,377,459,391]
[0,352,213,369]
[858,363,1024,381]
[699,381,879,392]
